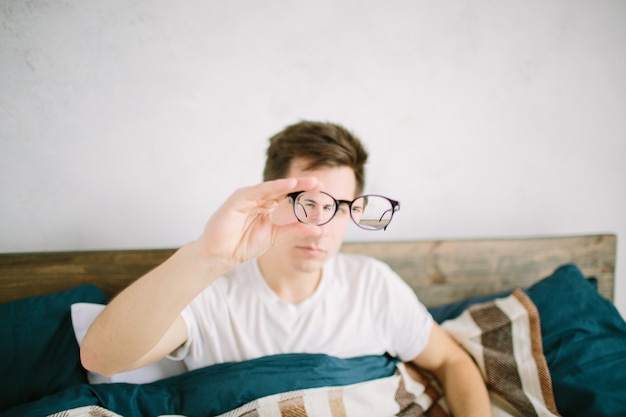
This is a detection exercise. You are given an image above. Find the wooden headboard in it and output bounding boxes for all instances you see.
[0,234,616,306]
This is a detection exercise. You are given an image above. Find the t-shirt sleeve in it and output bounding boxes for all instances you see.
[392,292,434,361]
[377,261,434,361]
[167,303,197,361]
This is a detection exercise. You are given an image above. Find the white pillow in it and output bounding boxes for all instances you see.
[71,302,187,384]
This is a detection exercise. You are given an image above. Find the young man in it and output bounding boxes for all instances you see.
[81,121,491,416]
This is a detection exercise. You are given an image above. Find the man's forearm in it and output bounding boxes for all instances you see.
[80,241,228,376]
[437,355,492,417]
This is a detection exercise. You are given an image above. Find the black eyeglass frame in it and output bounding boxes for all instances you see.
[287,191,400,231]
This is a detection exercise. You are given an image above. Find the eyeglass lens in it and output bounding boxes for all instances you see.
[291,191,397,230]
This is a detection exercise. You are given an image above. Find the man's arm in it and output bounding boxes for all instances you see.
[80,176,322,376]
[412,323,492,417]
[80,242,221,376]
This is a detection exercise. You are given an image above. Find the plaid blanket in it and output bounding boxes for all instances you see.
[49,290,559,417]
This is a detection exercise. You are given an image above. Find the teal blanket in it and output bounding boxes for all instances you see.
[0,354,397,417]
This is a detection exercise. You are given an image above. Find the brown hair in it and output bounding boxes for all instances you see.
[263,121,369,196]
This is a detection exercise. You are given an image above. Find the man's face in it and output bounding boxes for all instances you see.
[266,158,357,275]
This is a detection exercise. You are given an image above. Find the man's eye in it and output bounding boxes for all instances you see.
[351,206,363,214]
[323,205,335,212]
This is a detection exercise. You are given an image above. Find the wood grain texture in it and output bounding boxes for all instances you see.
[341,234,616,307]
[0,234,616,306]
[0,249,175,303]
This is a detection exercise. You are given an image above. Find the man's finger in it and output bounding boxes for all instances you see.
[234,176,321,204]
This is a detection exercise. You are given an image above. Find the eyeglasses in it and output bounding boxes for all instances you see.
[287,191,400,231]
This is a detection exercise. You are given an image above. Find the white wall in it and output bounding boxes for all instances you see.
[1,1,624,317]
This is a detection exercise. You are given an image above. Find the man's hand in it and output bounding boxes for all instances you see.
[198,176,322,266]
[82,176,322,376]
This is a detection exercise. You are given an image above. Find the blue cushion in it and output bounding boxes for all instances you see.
[524,264,626,417]
[0,284,108,412]
[428,276,599,324]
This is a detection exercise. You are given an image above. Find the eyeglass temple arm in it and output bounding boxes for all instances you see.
[381,201,400,231]
[296,202,309,219]
[288,192,310,220]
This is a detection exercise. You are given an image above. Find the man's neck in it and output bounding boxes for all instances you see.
[256,256,322,304]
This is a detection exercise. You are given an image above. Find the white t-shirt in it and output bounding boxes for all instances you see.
[171,253,433,371]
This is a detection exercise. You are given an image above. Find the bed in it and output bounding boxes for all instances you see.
[1,234,624,417]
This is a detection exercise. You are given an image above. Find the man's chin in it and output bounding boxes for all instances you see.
[292,257,327,275]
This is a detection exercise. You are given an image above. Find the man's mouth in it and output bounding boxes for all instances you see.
[297,245,325,255]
